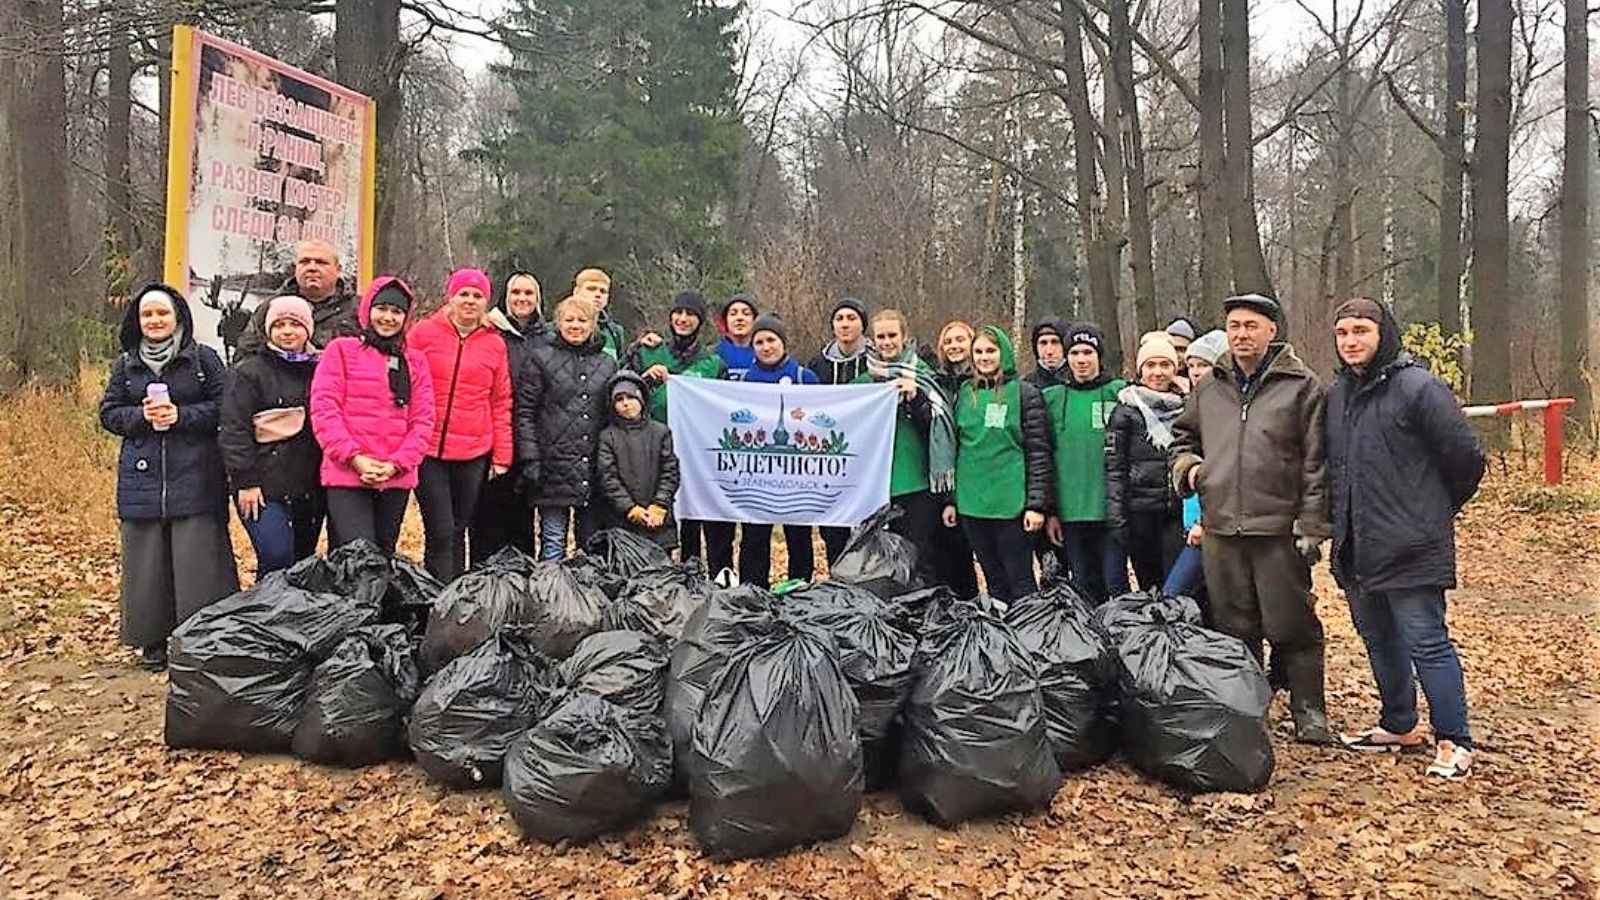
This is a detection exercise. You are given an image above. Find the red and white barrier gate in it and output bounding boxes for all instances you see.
[1460,397,1577,485]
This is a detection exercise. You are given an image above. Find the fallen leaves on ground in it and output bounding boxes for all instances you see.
[0,379,1596,898]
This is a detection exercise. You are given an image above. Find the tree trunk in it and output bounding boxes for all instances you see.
[105,8,135,314]
[1057,0,1122,364]
[1330,58,1356,303]
[335,0,404,270]
[1220,0,1274,297]
[1109,0,1157,334]
[0,0,76,387]
[1437,0,1467,335]
[1469,0,1512,407]
[1197,0,1230,320]
[1558,0,1591,423]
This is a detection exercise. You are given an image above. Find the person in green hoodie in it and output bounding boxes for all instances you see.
[942,325,1054,601]
[1042,321,1128,602]
[853,309,956,583]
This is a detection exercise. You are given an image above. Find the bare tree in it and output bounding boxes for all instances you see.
[1557,0,1590,421]
[1469,0,1512,405]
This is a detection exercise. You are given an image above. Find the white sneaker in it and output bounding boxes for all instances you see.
[1424,740,1474,779]
[713,566,737,589]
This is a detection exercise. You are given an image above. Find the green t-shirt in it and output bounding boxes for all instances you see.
[1042,377,1126,521]
[853,369,930,497]
[953,378,1026,519]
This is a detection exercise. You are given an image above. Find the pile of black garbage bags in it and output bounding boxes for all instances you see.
[164,510,1275,860]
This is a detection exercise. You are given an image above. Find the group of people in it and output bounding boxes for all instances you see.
[103,238,1487,780]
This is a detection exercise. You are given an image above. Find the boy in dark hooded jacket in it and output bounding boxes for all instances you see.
[596,372,681,550]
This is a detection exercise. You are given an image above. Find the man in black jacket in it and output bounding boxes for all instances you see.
[235,239,360,358]
[1326,297,1484,779]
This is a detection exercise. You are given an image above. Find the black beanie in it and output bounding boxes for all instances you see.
[751,313,788,347]
[371,283,413,313]
[672,290,708,320]
[1031,316,1066,350]
[831,296,868,323]
[1066,321,1106,356]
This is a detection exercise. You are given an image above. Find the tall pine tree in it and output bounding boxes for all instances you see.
[471,0,746,319]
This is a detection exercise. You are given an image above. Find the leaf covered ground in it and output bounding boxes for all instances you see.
[0,377,1595,898]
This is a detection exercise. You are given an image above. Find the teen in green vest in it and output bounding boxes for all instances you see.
[1041,321,1128,601]
[623,290,726,424]
[942,326,1054,601]
[853,310,957,584]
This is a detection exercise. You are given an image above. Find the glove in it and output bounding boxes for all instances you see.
[627,506,649,525]
[1295,535,1323,567]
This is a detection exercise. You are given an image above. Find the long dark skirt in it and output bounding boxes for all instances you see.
[119,514,239,649]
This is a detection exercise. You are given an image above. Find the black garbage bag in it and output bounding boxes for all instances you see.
[521,562,610,659]
[584,528,671,579]
[1091,590,1204,644]
[291,624,421,766]
[386,557,444,636]
[1115,618,1275,793]
[610,563,713,641]
[887,585,959,635]
[561,553,627,600]
[559,630,670,718]
[1005,588,1116,771]
[779,585,916,790]
[408,629,563,789]
[829,505,923,599]
[418,552,538,674]
[503,693,671,845]
[664,586,778,780]
[166,571,380,751]
[688,621,862,859]
[899,596,1062,827]
[285,539,393,609]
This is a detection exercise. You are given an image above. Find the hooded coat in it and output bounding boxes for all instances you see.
[952,327,1054,519]
[219,335,322,501]
[595,372,681,548]
[487,303,550,392]
[1170,342,1330,539]
[515,328,619,507]
[100,285,231,520]
[308,277,437,490]
[407,306,514,466]
[808,340,870,386]
[1326,304,1484,592]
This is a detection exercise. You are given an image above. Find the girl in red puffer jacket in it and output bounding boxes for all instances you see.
[407,268,515,580]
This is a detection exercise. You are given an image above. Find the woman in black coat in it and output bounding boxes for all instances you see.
[470,271,549,562]
[1104,335,1187,590]
[100,285,239,670]
[515,295,618,560]
[219,295,324,575]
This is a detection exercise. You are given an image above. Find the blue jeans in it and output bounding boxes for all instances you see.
[536,505,599,562]
[1059,522,1130,603]
[1162,545,1205,597]
[1346,585,1472,747]
[961,516,1036,602]
[241,497,324,575]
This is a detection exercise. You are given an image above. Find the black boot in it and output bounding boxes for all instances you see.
[1282,645,1336,745]
[139,644,168,671]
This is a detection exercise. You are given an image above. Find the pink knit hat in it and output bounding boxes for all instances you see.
[264,295,314,336]
[445,268,492,301]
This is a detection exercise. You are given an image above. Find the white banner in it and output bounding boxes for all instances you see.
[668,378,898,526]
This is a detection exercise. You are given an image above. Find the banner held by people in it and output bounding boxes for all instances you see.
[668,378,897,526]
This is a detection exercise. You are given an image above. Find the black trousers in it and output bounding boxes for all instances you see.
[932,504,980,599]
[736,524,816,585]
[703,520,737,577]
[326,487,410,556]
[1125,510,1184,592]
[888,490,941,584]
[468,467,535,565]
[819,526,851,566]
[416,455,489,582]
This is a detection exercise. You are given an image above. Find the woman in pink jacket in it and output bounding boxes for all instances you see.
[407,268,515,580]
[310,277,435,555]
